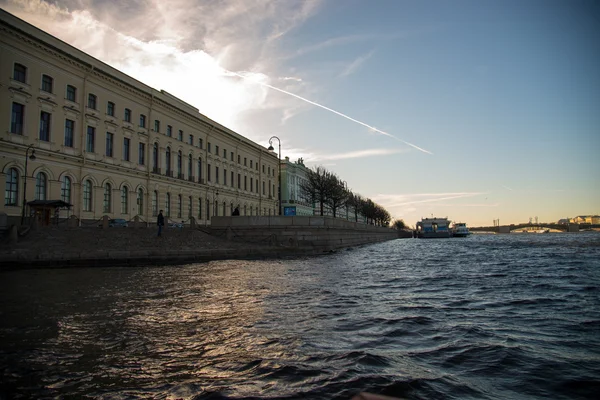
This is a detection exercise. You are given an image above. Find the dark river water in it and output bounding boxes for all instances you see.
[1,233,600,399]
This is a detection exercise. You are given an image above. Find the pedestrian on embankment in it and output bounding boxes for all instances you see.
[157,210,165,236]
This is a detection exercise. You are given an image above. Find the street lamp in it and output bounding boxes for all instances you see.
[267,136,281,216]
[213,189,219,217]
[21,144,36,225]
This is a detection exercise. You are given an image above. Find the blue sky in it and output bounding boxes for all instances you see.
[3,0,598,226]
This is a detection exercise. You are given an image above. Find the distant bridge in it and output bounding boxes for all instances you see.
[470,223,599,233]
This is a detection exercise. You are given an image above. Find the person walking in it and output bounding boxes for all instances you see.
[157,209,165,236]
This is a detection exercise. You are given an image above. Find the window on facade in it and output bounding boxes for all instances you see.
[83,180,92,211]
[11,102,24,135]
[238,155,241,164]
[124,108,131,122]
[178,130,183,141]
[223,149,227,158]
[230,152,234,161]
[154,120,160,132]
[139,143,145,165]
[121,187,128,214]
[167,125,172,137]
[188,154,193,178]
[262,165,265,173]
[268,166,271,175]
[61,176,71,204]
[198,159,202,182]
[103,183,112,213]
[64,119,74,147]
[206,199,210,220]
[166,193,171,217]
[188,196,193,218]
[88,93,97,109]
[35,172,47,200]
[4,168,18,206]
[262,181,265,195]
[208,142,211,153]
[153,143,159,171]
[250,177,253,192]
[86,126,95,152]
[41,74,53,93]
[198,197,202,219]
[189,134,194,145]
[231,171,234,188]
[139,114,146,128]
[137,189,143,215]
[105,132,114,157]
[177,195,182,218]
[215,166,219,184]
[66,85,76,102]
[123,138,130,161]
[166,148,173,175]
[224,169,227,186]
[177,151,182,177]
[215,145,219,156]
[250,160,253,168]
[13,63,26,83]
[237,173,241,189]
[244,157,247,166]
[39,111,51,142]
[199,138,203,149]
[152,191,158,216]
[107,101,115,116]
[207,164,211,182]
[244,176,247,191]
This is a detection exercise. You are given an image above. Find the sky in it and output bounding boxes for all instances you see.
[2,0,599,227]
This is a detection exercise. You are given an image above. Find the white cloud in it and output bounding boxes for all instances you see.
[339,50,375,78]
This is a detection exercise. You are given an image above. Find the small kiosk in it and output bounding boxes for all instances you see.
[26,200,73,226]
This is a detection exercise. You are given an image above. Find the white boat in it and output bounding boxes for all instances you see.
[416,217,451,238]
[451,222,471,237]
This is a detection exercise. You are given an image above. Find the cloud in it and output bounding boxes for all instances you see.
[339,50,375,78]
[374,192,486,207]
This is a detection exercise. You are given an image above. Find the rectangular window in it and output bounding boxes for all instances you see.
[41,74,53,93]
[124,108,131,122]
[207,164,211,182]
[106,132,114,157]
[138,143,145,165]
[154,120,160,132]
[139,114,146,128]
[199,138,203,149]
[66,85,76,102]
[231,171,234,187]
[189,134,194,145]
[215,145,219,155]
[263,181,265,195]
[224,169,227,186]
[39,111,51,141]
[167,125,172,137]
[10,102,24,135]
[107,101,115,116]
[262,164,265,173]
[123,138,130,161]
[88,93,97,109]
[215,167,219,184]
[237,173,241,189]
[244,176,247,191]
[250,177,253,192]
[64,119,75,147]
[244,157,247,166]
[223,149,227,158]
[238,155,241,164]
[86,126,95,152]
[250,160,253,168]
[178,130,183,141]
[13,63,27,83]
[231,152,234,161]
[208,142,211,153]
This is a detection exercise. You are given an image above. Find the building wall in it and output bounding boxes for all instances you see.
[0,10,278,225]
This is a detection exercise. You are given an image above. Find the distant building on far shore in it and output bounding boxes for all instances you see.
[569,216,600,224]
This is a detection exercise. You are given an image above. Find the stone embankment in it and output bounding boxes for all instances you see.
[0,226,312,269]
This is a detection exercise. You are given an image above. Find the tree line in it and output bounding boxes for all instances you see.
[298,165,396,227]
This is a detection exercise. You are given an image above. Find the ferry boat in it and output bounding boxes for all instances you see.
[451,222,471,237]
[416,217,451,238]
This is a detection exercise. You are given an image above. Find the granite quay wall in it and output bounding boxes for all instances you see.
[210,216,400,251]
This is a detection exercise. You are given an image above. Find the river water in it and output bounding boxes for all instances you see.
[1,233,599,399]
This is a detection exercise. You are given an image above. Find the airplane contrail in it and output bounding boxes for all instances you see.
[226,70,433,155]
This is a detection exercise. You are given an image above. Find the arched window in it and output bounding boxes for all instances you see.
[198,197,202,219]
[165,147,171,175]
[137,189,143,215]
[61,176,71,204]
[188,154,193,179]
[152,190,158,216]
[35,172,47,200]
[188,196,192,218]
[83,180,92,211]
[153,142,159,172]
[103,183,112,213]
[198,158,202,183]
[177,194,182,218]
[121,186,128,214]
[5,168,19,206]
[177,151,182,177]
[165,193,171,217]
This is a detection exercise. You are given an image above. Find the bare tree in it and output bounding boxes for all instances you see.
[325,174,348,218]
[299,166,332,216]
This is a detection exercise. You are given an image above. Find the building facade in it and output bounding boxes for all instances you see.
[1,10,278,226]
[280,156,314,216]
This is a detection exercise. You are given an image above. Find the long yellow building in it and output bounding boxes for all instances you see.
[0,10,278,226]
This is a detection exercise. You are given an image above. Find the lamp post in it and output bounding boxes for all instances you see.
[21,144,36,225]
[267,136,281,216]
[213,189,219,217]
